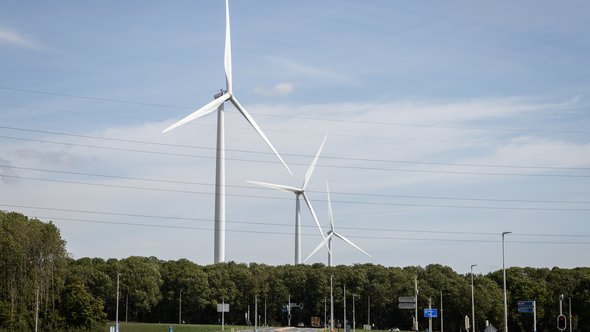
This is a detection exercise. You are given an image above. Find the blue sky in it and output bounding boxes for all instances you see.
[1,1,589,273]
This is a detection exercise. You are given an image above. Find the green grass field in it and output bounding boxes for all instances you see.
[103,323,404,332]
[105,323,249,332]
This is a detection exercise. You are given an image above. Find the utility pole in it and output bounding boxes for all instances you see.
[254,295,258,332]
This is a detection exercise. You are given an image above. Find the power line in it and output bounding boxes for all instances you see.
[17,214,590,245]
[3,175,590,212]
[2,204,590,238]
[1,85,588,135]
[4,164,590,205]
[2,135,590,178]
[1,107,585,149]
[3,125,590,170]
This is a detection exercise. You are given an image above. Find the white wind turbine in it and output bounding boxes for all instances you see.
[248,136,330,265]
[304,182,371,267]
[162,0,292,264]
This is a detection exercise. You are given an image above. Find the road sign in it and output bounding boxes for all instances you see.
[518,301,534,307]
[518,306,534,313]
[217,303,229,312]
[424,309,438,318]
[465,315,470,330]
[398,302,415,309]
[398,296,415,303]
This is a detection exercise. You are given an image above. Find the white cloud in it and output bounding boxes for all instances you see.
[0,28,41,50]
[268,56,356,84]
[254,82,295,97]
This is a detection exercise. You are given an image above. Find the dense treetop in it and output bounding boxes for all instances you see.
[1,211,589,331]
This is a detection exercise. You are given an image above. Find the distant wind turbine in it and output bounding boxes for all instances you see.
[304,182,371,267]
[248,136,330,265]
[162,0,292,264]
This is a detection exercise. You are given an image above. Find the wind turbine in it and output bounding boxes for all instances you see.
[162,0,292,264]
[248,136,330,265]
[304,182,371,267]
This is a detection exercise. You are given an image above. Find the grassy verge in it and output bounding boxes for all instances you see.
[105,322,249,332]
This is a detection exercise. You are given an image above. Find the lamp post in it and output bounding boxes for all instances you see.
[344,285,347,332]
[330,275,334,332]
[440,290,444,332]
[502,231,511,332]
[471,264,478,332]
[352,294,356,332]
[179,289,182,324]
[567,297,572,332]
[116,273,120,332]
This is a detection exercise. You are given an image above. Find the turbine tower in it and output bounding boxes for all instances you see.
[162,0,292,264]
[248,136,330,264]
[304,182,371,266]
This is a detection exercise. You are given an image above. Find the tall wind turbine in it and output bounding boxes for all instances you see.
[162,0,292,264]
[248,136,330,265]
[304,182,371,267]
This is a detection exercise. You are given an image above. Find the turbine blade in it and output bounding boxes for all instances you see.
[230,96,293,175]
[302,192,331,255]
[162,93,229,133]
[303,233,334,263]
[334,232,371,257]
[302,135,327,190]
[224,0,232,93]
[246,180,300,194]
[326,181,334,231]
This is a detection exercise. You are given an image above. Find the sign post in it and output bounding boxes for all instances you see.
[399,294,417,331]
[217,300,230,331]
[517,300,536,332]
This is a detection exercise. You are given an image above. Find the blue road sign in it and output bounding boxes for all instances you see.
[518,307,534,314]
[424,309,438,318]
[518,301,534,307]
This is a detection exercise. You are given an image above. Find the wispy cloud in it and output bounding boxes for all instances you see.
[13,149,96,165]
[254,82,295,97]
[0,158,19,184]
[0,27,41,50]
[268,56,356,84]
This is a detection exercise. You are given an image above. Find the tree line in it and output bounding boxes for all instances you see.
[1,211,589,331]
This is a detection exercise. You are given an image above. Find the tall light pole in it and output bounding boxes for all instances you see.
[567,296,572,332]
[440,290,444,332]
[330,275,334,332]
[344,285,347,332]
[116,273,120,332]
[352,294,356,332]
[502,231,511,332]
[470,264,478,332]
[179,289,182,324]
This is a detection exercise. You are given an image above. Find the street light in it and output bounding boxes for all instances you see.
[566,296,572,332]
[330,275,334,332]
[471,264,478,332]
[440,290,444,332]
[179,289,183,324]
[116,273,120,332]
[352,294,356,332]
[502,231,511,332]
